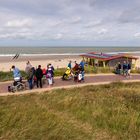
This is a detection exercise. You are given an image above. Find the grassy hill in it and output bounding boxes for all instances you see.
[0,82,140,140]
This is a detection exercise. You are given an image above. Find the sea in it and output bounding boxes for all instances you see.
[0,46,140,56]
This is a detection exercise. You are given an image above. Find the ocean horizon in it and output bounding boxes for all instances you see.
[0,46,140,56]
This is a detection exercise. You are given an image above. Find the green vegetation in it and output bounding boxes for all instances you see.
[54,68,66,77]
[0,82,140,140]
[85,65,114,73]
[0,71,13,81]
[131,69,140,74]
[0,71,27,82]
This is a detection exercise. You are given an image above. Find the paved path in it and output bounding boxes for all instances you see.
[0,74,140,96]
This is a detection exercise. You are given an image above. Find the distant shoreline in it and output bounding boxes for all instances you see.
[1,46,140,55]
[1,51,140,57]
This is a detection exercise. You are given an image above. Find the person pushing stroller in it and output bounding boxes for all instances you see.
[11,65,22,85]
[8,65,25,92]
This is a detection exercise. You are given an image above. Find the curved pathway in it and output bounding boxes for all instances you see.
[0,74,140,96]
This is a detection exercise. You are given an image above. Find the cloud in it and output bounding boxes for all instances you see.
[118,7,140,24]
[97,28,108,35]
[84,20,101,28]
[134,32,140,38]
[0,32,33,39]
[54,33,63,39]
[0,0,140,46]
[68,17,82,24]
[5,19,32,28]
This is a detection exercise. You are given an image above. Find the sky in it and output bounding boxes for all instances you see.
[0,0,140,46]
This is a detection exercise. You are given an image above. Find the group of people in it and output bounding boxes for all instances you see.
[11,60,86,91]
[115,61,131,77]
[11,61,54,90]
[62,60,86,82]
[10,59,133,91]
[25,61,55,89]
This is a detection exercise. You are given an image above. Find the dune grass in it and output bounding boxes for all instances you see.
[0,71,27,82]
[0,82,140,140]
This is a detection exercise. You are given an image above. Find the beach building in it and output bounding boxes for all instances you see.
[80,52,138,68]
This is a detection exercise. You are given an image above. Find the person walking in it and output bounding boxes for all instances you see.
[46,65,53,86]
[48,63,55,83]
[122,61,127,76]
[25,61,34,89]
[116,62,121,74]
[127,62,131,78]
[68,60,72,69]
[25,61,32,73]
[26,68,34,89]
[35,65,43,88]
[79,59,85,81]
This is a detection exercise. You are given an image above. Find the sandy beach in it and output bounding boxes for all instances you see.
[0,55,82,71]
[0,54,140,72]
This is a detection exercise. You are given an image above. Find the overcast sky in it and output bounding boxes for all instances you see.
[0,0,140,46]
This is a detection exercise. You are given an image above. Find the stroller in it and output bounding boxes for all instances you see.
[8,77,26,93]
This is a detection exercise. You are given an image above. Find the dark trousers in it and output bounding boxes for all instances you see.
[28,78,33,89]
[36,78,42,88]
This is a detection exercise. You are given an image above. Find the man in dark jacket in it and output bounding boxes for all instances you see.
[116,62,121,74]
[35,65,43,88]
[123,61,128,76]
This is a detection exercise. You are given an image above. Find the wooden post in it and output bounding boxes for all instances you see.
[86,58,88,64]
[134,59,137,69]
[103,61,106,68]
[91,59,94,66]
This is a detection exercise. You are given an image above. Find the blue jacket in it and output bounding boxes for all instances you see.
[68,63,72,69]
[13,68,21,78]
[79,61,85,70]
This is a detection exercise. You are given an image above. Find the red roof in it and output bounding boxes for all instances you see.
[80,52,138,61]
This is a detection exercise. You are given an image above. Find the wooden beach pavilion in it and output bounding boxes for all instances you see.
[80,52,138,68]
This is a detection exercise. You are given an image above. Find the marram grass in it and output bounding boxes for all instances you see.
[0,82,140,140]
